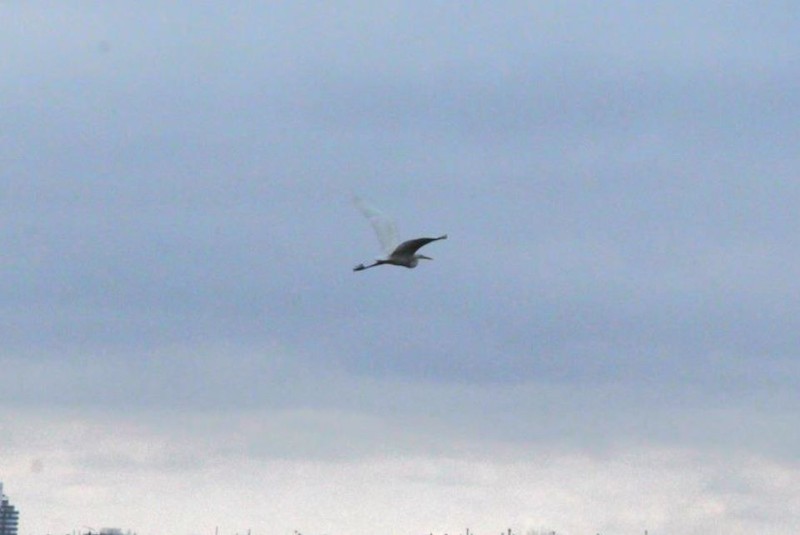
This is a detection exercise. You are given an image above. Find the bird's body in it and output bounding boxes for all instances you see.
[353,235,448,271]
[352,196,447,272]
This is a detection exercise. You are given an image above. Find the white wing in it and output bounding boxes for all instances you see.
[353,195,400,255]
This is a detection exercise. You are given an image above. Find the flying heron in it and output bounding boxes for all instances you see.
[352,195,447,272]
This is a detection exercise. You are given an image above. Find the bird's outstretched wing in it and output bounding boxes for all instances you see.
[390,235,448,257]
[353,195,400,255]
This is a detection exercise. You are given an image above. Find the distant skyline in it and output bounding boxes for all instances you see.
[0,481,20,535]
[2,2,800,534]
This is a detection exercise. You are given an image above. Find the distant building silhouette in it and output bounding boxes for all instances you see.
[0,482,19,535]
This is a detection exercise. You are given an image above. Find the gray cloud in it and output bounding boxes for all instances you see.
[2,1,798,399]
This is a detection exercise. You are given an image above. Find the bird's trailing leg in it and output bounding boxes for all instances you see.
[353,260,384,272]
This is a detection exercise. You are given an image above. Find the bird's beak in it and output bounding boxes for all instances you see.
[418,255,433,260]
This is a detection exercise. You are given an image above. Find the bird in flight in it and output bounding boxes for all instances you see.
[352,195,447,272]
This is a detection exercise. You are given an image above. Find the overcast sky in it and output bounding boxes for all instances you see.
[2,2,800,534]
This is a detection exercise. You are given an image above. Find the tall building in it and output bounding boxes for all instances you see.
[0,482,19,535]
